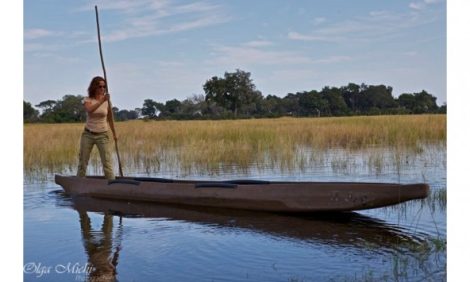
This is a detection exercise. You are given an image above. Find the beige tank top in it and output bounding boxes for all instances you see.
[84,97,108,133]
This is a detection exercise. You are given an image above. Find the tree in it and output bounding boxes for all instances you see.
[177,94,207,118]
[438,103,446,114]
[397,93,415,113]
[281,93,300,116]
[35,95,85,122]
[24,101,39,122]
[141,99,163,119]
[35,100,57,121]
[341,83,361,113]
[398,91,438,114]
[112,106,119,117]
[54,95,86,122]
[321,87,349,116]
[414,90,438,113]
[296,91,329,116]
[204,69,262,116]
[359,85,397,113]
[164,99,182,115]
[260,95,283,116]
[134,108,142,118]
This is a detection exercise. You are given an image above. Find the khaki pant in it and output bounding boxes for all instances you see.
[77,130,115,180]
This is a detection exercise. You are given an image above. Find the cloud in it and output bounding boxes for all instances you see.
[78,0,168,13]
[24,28,61,40]
[313,56,352,64]
[409,2,426,10]
[287,31,336,42]
[208,45,311,66]
[241,40,273,47]
[313,17,326,25]
[288,8,442,43]
[424,0,443,4]
[409,0,444,10]
[79,0,230,42]
[103,14,229,42]
[207,42,351,67]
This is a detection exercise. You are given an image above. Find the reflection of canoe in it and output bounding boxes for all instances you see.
[55,174,429,212]
[66,196,426,250]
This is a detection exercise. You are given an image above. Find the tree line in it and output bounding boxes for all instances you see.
[24,69,446,123]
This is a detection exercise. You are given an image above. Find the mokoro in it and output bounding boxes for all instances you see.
[55,175,429,212]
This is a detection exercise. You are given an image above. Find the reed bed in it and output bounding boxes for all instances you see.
[24,115,446,177]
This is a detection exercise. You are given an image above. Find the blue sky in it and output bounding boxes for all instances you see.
[24,0,446,110]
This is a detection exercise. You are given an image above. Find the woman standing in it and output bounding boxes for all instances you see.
[77,76,117,180]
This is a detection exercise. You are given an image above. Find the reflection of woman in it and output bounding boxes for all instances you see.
[78,211,121,281]
[77,76,117,180]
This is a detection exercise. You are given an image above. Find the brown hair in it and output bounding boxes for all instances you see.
[87,76,106,98]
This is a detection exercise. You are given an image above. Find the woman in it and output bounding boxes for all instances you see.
[77,76,117,180]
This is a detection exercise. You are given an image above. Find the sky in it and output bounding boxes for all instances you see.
[24,0,446,111]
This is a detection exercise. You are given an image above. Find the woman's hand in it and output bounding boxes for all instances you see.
[99,94,110,104]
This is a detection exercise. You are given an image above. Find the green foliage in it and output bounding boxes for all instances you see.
[24,70,444,122]
[114,108,139,121]
[24,101,39,123]
[398,91,439,114]
[204,69,262,116]
[32,95,86,123]
[141,99,163,119]
[321,87,349,116]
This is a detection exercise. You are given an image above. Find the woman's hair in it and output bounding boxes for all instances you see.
[87,76,106,98]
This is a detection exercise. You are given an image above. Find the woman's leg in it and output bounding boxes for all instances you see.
[77,131,95,177]
[96,132,115,180]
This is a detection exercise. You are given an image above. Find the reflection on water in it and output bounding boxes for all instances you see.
[69,196,426,252]
[50,192,444,281]
[78,211,121,282]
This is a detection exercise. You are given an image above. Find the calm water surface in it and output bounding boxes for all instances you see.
[24,147,446,281]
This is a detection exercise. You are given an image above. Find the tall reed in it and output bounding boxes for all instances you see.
[24,115,446,176]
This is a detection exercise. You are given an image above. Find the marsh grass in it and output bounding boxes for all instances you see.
[24,115,446,177]
[331,233,446,282]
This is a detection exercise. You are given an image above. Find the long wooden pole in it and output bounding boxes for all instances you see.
[95,5,124,177]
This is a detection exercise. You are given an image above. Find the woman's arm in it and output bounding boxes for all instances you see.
[84,95,108,113]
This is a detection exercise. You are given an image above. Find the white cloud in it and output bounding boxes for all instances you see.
[313,56,352,64]
[369,11,387,17]
[208,45,311,66]
[24,28,60,40]
[410,0,444,10]
[207,42,351,68]
[409,2,426,10]
[79,0,230,42]
[313,17,326,25]
[24,42,62,52]
[241,40,273,47]
[103,14,229,42]
[288,9,441,43]
[424,0,443,4]
[78,0,168,13]
[157,60,185,67]
[287,31,335,42]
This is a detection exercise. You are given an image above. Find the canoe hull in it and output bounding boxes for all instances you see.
[55,175,429,212]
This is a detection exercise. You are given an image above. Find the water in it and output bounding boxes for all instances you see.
[24,147,446,281]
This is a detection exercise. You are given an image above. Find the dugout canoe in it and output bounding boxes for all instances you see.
[54,175,429,212]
